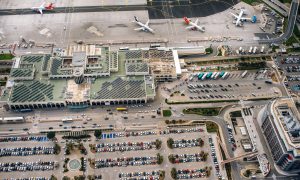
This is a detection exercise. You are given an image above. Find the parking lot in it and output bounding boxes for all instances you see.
[92,126,225,179]
[0,136,62,179]
[275,55,300,95]
[165,70,281,102]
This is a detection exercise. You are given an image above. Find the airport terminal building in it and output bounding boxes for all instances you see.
[259,99,300,173]
[0,45,182,110]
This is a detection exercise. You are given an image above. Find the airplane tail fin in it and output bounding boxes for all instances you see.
[40,2,46,8]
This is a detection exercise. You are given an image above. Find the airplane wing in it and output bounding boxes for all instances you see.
[38,8,43,14]
[40,2,45,8]
[240,17,252,20]
[134,27,144,31]
[194,19,199,25]
[185,26,194,30]
[145,20,149,26]
[230,12,239,18]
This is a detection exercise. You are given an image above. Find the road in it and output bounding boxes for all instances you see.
[258,0,299,44]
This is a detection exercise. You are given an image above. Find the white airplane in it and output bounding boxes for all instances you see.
[132,16,155,34]
[230,9,251,26]
[31,2,54,14]
[183,17,205,32]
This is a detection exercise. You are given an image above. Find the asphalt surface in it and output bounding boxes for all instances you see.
[0,0,238,19]
[258,0,299,44]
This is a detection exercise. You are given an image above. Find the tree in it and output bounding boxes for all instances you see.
[168,154,175,164]
[159,170,165,180]
[94,130,102,138]
[155,139,162,149]
[244,169,251,177]
[62,177,70,180]
[171,168,177,179]
[50,175,57,180]
[54,143,61,154]
[167,138,174,149]
[157,153,164,165]
[47,132,56,139]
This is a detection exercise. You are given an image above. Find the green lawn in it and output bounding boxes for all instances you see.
[183,107,221,116]
[0,53,14,60]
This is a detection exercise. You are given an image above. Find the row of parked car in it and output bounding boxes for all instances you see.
[2,178,50,180]
[281,57,300,64]
[0,136,48,142]
[95,156,157,168]
[170,153,207,164]
[96,141,156,152]
[172,138,203,149]
[176,168,209,179]
[285,66,300,73]
[119,171,160,180]
[159,127,204,135]
[0,161,57,172]
[115,131,157,138]
[208,137,222,179]
[0,147,54,157]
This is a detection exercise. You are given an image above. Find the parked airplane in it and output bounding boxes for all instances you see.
[183,17,205,32]
[132,16,155,33]
[31,2,54,14]
[230,9,251,26]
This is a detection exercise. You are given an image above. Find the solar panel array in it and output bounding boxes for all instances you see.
[11,81,54,103]
[42,55,51,71]
[22,55,44,63]
[10,68,33,78]
[50,58,62,75]
[126,63,148,73]
[125,50,142,59]
[94,77,146,100]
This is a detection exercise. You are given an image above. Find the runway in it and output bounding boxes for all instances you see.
[0,0,238,19]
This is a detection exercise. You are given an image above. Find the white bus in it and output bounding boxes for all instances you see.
[241,71,248,78]
[222,72,229,79]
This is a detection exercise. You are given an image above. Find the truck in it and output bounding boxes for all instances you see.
[265,80,273,84]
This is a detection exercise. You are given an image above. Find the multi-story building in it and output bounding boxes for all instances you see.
[259,98,300,173]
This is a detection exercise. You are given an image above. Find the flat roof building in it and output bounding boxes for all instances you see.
[1,45,183,110]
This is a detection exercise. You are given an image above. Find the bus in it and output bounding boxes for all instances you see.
[198,73,204,80]
[214,72,220,79]
[211,72,217,79]
[222,72,229,79]
[206,72,213,79]
[201,73,208,80]
[116,107,128,111]
[62,117,73,123]
[219,71,225,78]
[241,71,248,78]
